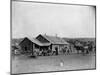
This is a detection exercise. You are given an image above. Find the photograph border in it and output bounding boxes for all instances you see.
[10,0,96,74]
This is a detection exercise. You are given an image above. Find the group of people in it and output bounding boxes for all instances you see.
[30,41,95,56]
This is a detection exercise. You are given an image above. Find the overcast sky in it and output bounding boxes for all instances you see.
[12,1,96,38]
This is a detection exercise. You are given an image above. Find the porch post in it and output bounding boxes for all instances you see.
[32,44,34,55]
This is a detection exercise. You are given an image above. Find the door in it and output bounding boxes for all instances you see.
[55,47,58,55]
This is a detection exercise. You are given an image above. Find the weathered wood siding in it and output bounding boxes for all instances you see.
[19,38,34,54]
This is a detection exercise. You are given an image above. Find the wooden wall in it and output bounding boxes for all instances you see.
[19,38,33,54]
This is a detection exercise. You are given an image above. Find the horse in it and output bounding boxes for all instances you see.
[74,45,84,54]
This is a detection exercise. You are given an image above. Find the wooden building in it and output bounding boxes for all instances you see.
[19,34,69,55]
[19,37,51,55]
[36,34,69,55]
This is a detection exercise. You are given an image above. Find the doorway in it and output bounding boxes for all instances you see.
[55,47,58,55]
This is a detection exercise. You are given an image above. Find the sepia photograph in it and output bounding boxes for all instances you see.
[11,0,96,74]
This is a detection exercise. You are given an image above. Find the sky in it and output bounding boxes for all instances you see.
[12,1,96,38]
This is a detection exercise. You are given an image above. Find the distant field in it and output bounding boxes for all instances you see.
[11,38,24,45]
[63,38,96,42]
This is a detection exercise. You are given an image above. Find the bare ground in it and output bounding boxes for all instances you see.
[11,53,96,74]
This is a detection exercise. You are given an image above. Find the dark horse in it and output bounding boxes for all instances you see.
[74,45,92,55]
[74,45,84,54]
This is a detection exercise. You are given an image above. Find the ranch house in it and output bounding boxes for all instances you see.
[19,34,69,55]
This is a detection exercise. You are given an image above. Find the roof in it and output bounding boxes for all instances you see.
[28,37,51,46]
[41,34,69,45]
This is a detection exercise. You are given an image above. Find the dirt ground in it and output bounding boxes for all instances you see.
[11,53,96,74]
